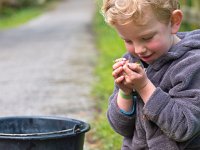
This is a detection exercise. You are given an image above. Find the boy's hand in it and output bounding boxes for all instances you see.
[122,62,148,92]
[112,58,132,94]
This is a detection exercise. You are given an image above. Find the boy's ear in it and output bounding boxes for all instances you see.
[171,10,183,34]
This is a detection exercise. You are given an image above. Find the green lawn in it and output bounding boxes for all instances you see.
[89,7,126,150]
[0,8,43,29]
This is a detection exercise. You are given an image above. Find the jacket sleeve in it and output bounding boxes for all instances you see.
[107,53,139,137]
[143,53,200,142]
[107,84,136,137]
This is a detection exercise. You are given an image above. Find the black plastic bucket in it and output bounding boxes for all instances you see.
[0,116,90,150]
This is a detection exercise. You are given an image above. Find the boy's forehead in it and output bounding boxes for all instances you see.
[132,11,159,31]
[114,7,160,36]
[115,14,162,39]
[135,7,156,26]
[115,21,156,39]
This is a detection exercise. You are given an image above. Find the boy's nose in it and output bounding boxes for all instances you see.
[134,44,146,55]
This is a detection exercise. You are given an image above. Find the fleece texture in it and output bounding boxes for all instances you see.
[107,29,200,150]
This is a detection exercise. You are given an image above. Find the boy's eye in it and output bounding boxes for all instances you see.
[124,40,133,44]
[142,35,153,41]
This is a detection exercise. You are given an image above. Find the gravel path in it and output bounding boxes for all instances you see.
[0,0,97,123]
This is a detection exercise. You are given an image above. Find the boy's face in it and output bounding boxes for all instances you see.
[114,7,178,64]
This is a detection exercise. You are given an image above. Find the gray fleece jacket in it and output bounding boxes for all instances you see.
[107,29,200,150]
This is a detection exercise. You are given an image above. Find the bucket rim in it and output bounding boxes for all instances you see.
[0,115,90,140]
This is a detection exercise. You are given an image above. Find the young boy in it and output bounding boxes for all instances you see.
[102,0,200,149]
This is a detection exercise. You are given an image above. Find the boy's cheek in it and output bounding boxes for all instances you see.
[125,43,134,51]
[147,40,168,51]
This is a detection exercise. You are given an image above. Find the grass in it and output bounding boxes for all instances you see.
[180,22,200,31]
[87,5,126,150]
[0,1,59,30]
[0,7,43,29]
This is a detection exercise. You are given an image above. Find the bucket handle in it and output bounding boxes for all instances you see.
[0,124,82,137]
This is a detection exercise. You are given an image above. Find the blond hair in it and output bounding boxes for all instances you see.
[101,0,180,26]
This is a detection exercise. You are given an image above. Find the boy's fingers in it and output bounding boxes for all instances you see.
[122,63,142,78]
[115,76,124,83]
[112,66,123,78]
[113,60,126,70]
[114,58,126,63]
[127,63,142,72]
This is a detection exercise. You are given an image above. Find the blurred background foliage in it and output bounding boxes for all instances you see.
[179,0,200,30]
[0,0,53,8]
[0,0,54,17]
[0,0,61,29]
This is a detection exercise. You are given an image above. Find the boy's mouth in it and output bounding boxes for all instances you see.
[139,53,153,62]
